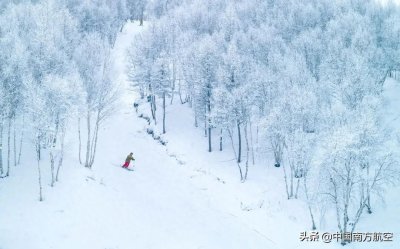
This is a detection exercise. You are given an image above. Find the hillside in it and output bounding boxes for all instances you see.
[0,21,399,249]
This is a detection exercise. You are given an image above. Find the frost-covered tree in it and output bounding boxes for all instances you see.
[0,3,28,176]
[127,23,169,127]
[126,0,400,236]
[319,99,396,245]
[126,0,147,25]
[75,32,118,169]
[151,57,171,134]
[193,36,220,152]
[42,74,81,186]
[0,0,126,200]
[66,0,129,46]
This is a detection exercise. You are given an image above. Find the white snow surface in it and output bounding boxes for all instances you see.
[0,22,399,249]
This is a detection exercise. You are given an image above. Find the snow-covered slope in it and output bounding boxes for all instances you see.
[0,22,399,249]
[0,22,276,249]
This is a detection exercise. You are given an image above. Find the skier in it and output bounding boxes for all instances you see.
[122,152,135,169]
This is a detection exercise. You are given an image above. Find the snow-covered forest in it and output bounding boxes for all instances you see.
[1,0,400,248]
[128,0,400,243]
[0,0,142,191]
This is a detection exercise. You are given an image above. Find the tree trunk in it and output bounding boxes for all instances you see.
[341,170,352,245]
[139,8,144,26]
[295,177,300,199]
[219,128,223,151]
[17,115,24,165]
[36,138,43,202]
[249,119,255,165]
[304,176,316,230]
[37,158,43,201]
[332,179,343,236]
[85,110,91,168]
[366,164,372,214]
[53,114,60,145]
[204,110,207,137]
[6,118,11,176]
[170,62,176,105]
[366,195,372,214]
[208,124,212,152]
[244,122,250,181]
[237,121,241,163]
[342,208,348,245]
[88,110,101,168]
[88,123,99,168]
[289,165,294,197]
[13,117,16,167]
[350,195,367,235]
[256,125,259,154]
[207,92,212,152]
[38,138,41,161]
[56,126,66,182]
[0,118,3,175]
[282,162,290,199]
[163,91,166,134]
[78,117,82,164]
[151,95,157,125]
[50,152,55,187]
[228,128,243,182]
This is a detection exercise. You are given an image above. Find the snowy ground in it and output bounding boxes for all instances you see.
[0,22,399,249]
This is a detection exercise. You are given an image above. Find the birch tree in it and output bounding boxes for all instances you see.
[75,33,118,169]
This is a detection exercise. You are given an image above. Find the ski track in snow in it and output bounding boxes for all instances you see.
[0,22,399,249]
